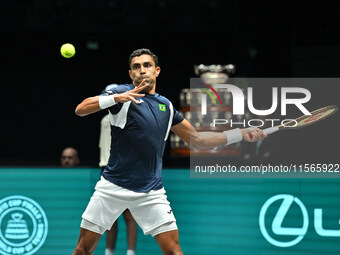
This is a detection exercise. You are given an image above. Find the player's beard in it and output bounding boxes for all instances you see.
[141,82,154,93]
[136,77,155,93]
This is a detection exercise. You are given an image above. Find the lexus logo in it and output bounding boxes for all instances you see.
[259,194,340,248]
[259,194,309,247]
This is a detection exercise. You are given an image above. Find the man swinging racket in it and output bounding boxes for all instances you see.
[72,48,266,255]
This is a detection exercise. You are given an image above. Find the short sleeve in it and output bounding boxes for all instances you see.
[172,106,184,126]
[100,84,133,114]
[100,83,132,96]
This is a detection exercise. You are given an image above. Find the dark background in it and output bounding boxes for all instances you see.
[0,0,339,167]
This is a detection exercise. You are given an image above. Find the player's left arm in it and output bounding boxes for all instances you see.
[171,119,266,149]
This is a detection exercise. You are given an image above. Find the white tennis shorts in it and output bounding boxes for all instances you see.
[81,176,177,237]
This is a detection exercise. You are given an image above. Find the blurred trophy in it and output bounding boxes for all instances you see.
[171,64,244,157]
[194,64,235,84]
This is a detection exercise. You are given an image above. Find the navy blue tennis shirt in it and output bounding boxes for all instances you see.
[101,84,184,192]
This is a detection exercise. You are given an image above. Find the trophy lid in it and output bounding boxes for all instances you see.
[194,64,236,76]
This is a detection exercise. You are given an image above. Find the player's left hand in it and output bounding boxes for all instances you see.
[241,128,267,142]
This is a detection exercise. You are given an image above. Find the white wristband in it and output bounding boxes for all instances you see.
[99,95,117,109]
[223,128,243,145]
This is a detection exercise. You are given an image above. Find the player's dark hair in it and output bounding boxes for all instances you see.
[129,48,158,68]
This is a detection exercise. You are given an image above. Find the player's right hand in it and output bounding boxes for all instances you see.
[241,127,267,142]
[114,79,149,104]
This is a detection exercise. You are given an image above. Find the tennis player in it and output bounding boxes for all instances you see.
[72,48,266,255]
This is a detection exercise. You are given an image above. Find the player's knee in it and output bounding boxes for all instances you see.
[73,246,86,255]
[163,241,182,255]
[73,245,94,255]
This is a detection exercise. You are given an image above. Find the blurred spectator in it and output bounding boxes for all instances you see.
[60,147,80,167]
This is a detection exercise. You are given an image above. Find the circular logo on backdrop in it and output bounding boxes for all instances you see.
[259,194,308,247]
[0,196,48,255]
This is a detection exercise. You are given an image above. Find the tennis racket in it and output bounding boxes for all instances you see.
[263,105,338,135]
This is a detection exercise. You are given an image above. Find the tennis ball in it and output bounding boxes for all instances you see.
[60,43,75,58]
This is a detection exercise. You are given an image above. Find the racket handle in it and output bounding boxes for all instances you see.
[263,126,279,135]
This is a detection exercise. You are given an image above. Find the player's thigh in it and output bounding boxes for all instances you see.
[128,189,177,236]
[74,227,102,254]
[154,229,179,245]
[82,177,127,230]
[154,230,182,254]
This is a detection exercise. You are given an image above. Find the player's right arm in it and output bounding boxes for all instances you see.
[171,118,266,149]
[75,80,148,117]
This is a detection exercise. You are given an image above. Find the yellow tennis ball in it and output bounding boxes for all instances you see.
[60,43,75,58]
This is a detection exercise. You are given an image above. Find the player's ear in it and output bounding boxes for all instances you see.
[128,69,133,79]
[156,66,161,77]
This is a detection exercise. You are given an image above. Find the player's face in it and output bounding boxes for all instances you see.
[129,54,160,94]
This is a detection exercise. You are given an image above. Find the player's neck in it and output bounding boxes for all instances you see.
[147,83,156,95]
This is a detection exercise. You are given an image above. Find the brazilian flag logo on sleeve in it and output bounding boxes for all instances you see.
[159,104,166,112]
